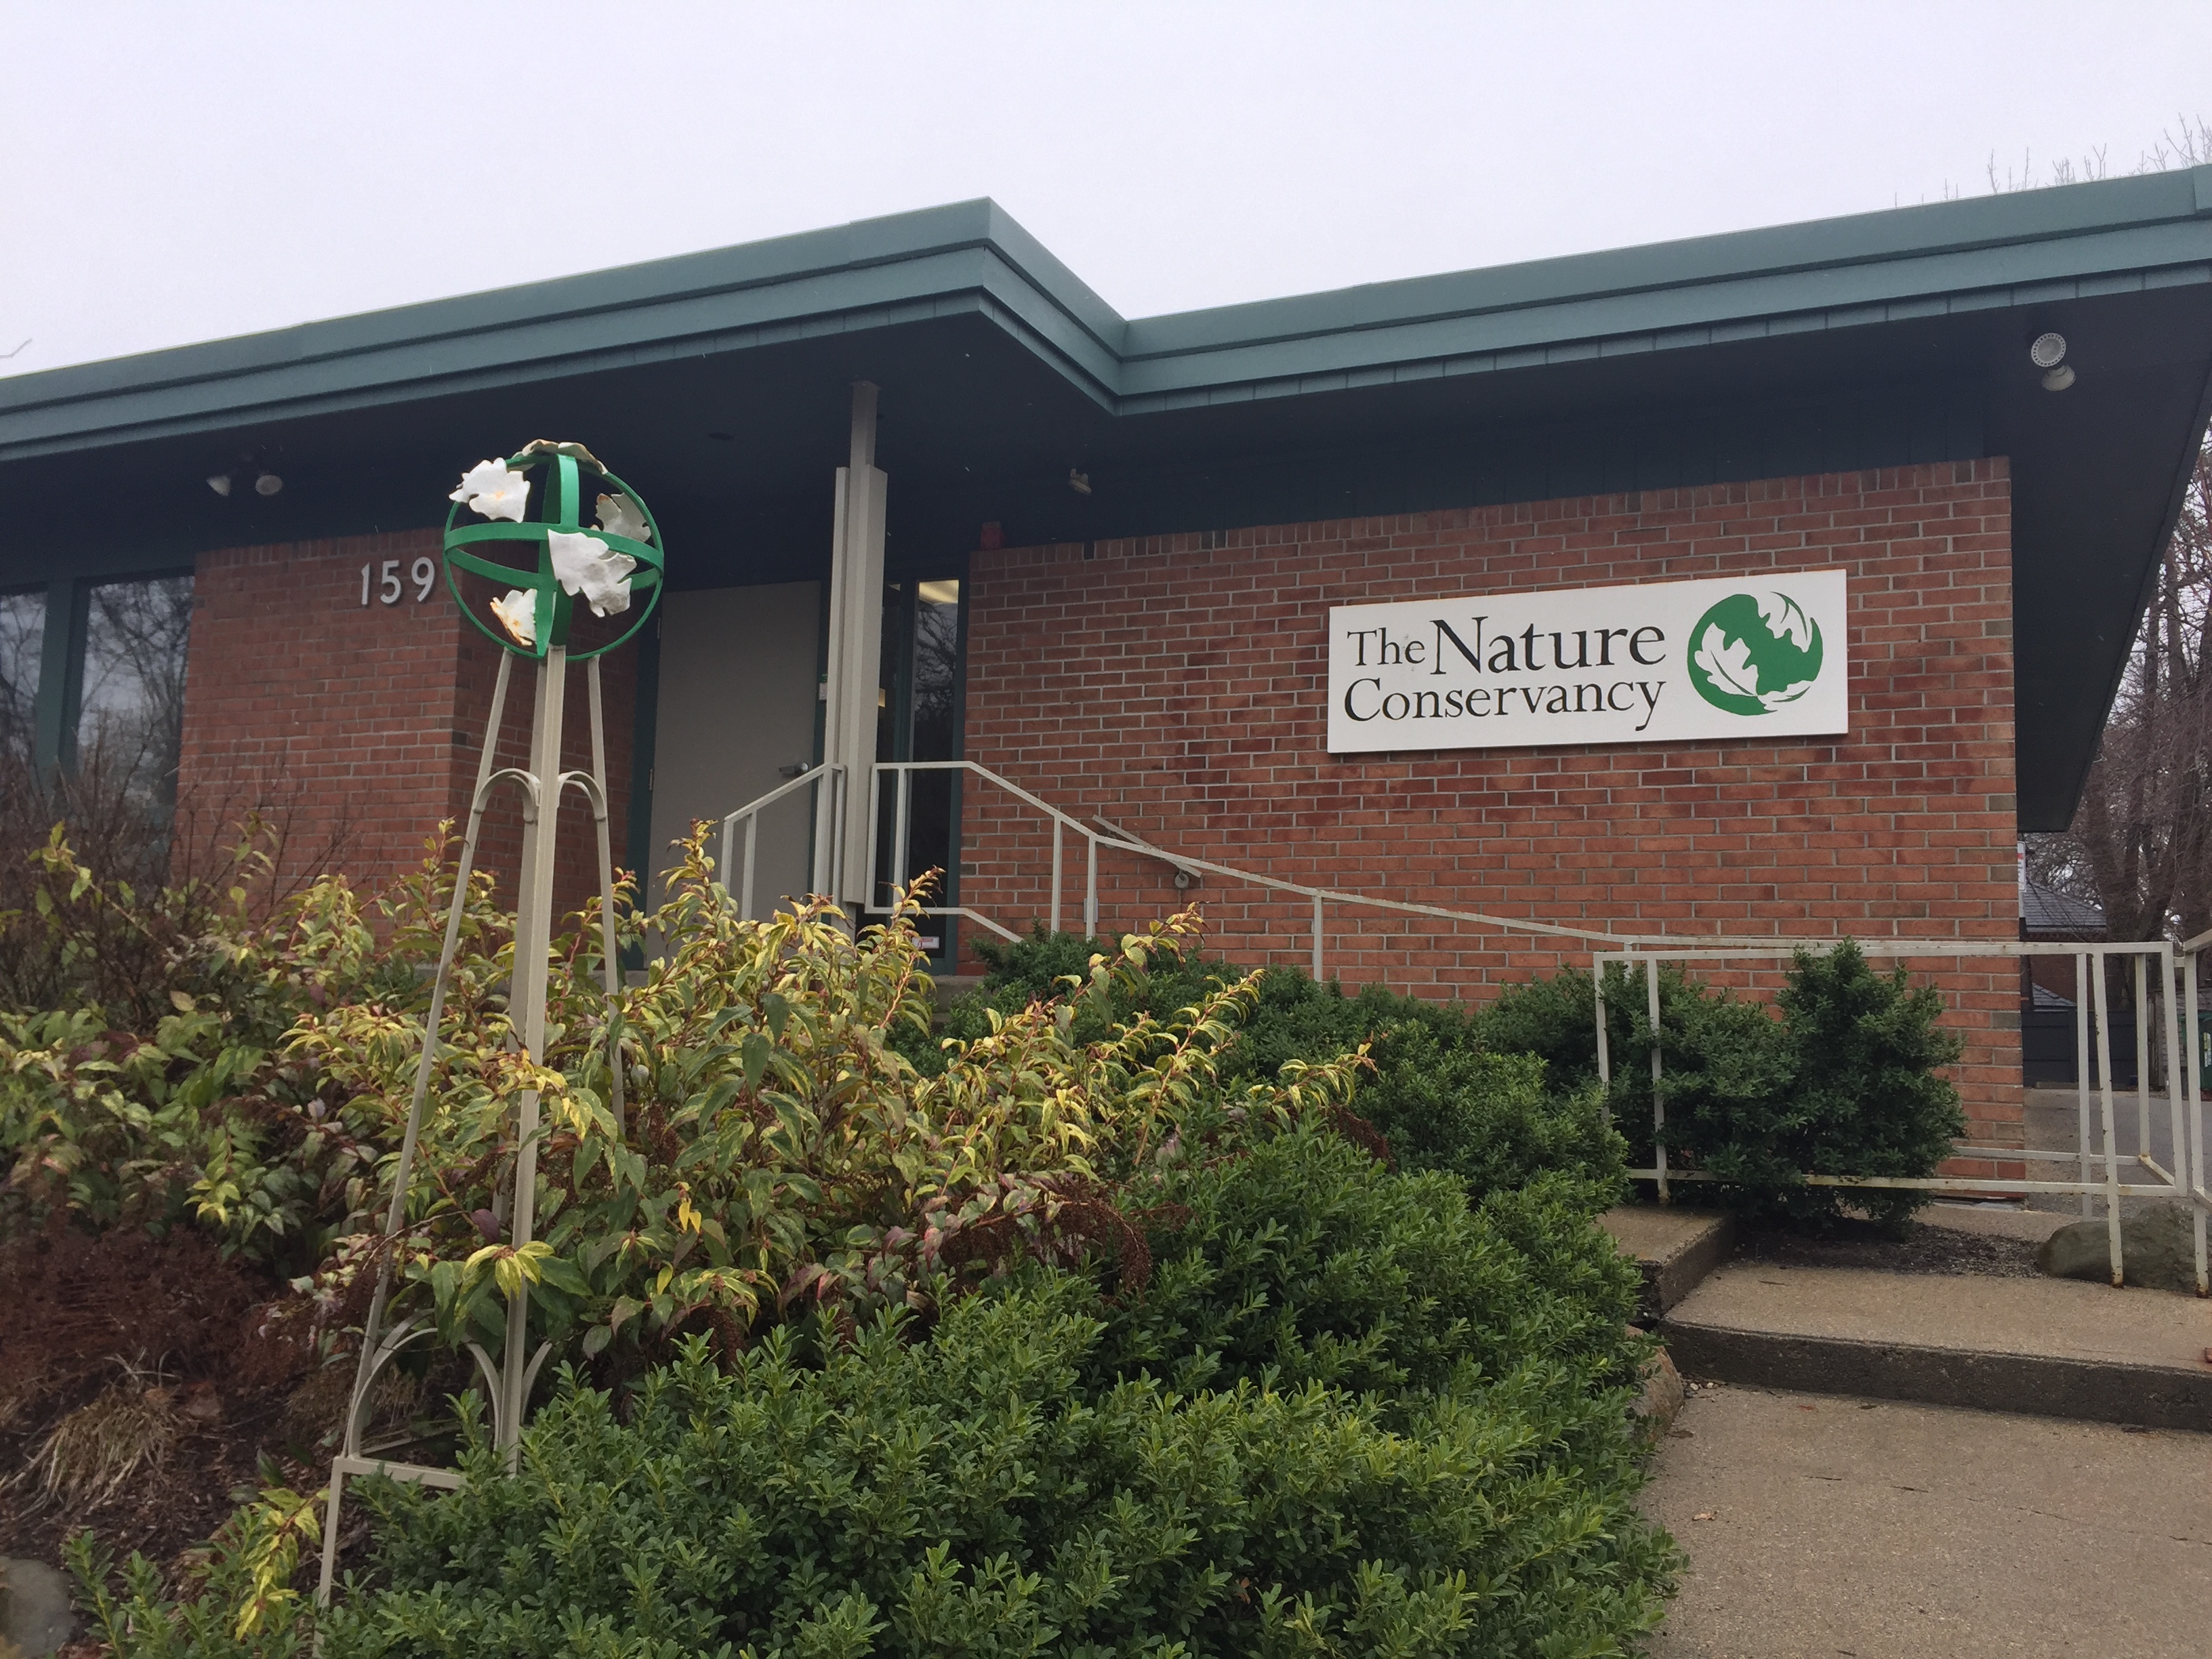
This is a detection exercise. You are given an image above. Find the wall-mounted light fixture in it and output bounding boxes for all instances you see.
[207,452,286,497]
[1068,468,1092,495]
[2030,331,2074,391]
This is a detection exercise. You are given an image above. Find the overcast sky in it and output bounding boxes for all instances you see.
[3,1,2208,380]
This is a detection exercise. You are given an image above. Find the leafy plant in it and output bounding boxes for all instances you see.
[1700,941,1963,1230]
[46,863,1675,1658]
[1,824,400,1273]
[68,1482,323,1658]
[312,1122,1673,1659]
[1563,945,1965,1229]
[930,927,1627,1204]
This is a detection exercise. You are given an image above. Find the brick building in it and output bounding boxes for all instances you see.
[5,178,2212,1156]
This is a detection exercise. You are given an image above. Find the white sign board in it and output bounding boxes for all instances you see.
[1326,569,1848,753]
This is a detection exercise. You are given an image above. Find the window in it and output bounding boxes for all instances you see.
[0,588,43,771]
[77,575,194,815]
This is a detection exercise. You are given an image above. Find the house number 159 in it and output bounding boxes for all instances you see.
[363,557,438,606]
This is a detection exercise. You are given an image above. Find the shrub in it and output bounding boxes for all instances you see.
[1354,1034,1625,1205]
[1090,1120,1643,1412]
[9,825,1372,1400]
[1499,946,1967,1229]
[68,1483,324,1658]
[930,927,1627,1204]
[57,901,1676,1659]
[304,1122,1673,1659]
[1697,941,1964,1231]
[1,825,398,1273]
[951,930,1967,1230]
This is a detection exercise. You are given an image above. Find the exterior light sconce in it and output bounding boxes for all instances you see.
[2030,331,2074,392]
[207,455,285,497]
[1068,468,1092,495]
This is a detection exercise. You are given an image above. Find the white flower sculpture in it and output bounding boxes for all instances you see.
[594,491,652,542]
[548,529,636,617]
[451,459,531,523]
[490,587,538,647]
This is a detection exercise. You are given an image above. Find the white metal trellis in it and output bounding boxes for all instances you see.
[316,647,628,1605]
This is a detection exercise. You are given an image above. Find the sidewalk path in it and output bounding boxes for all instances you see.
[1642,1384,2212,1658]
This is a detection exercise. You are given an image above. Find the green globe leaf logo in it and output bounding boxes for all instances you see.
[1687,591,1826,716]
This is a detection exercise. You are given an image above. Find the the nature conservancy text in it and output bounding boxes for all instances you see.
[1324,569,1849,754]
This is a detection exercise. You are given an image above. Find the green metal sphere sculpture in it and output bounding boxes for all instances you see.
[441,441,663,659]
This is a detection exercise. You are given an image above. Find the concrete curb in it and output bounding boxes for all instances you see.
[1660,1320,2212,1431]
[1598,1207,1736,1322]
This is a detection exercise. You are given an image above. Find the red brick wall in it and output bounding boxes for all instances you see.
[178,530,634,920]
[959,461,2022,1149]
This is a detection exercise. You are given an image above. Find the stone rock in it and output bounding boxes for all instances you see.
[2036,1202,2206,1294]
[1630,1339,1687,1446]
[0,1557,75,1658]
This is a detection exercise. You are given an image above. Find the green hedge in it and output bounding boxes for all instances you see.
[930,930,1965,1231]
[915,928,1629,1207]
[1470,944,1965,1229]
[320,1124,1675,1659]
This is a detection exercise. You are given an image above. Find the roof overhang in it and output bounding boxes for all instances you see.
[5,173,2211,830]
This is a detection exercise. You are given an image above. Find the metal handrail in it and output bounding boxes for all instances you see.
[719,762,844,919]
[714,754,2210,1296]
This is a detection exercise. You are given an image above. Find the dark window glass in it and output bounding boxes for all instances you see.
[904,580,962,924]
[0,588,43,770]
[78,575,193,816]
[911,580,960,763]
[868,579,963,951]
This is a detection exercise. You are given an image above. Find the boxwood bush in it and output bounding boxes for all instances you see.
[1465,946,1966,1229]
[318,1122,1673,1659]
[937,929,1965,1231]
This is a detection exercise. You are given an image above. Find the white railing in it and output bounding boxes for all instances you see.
[1593,938,2211,1293]
[713,758,2211,1294]
[718,761,844,924]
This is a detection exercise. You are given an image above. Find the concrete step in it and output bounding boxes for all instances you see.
[1599,1205,1736,1321]
[1663,1261,2212,1431]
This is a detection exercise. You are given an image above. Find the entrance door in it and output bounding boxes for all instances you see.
[647,581,820,914]
[867,576,964,958]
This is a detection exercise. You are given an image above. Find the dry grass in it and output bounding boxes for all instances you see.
[19,1367,178,1509]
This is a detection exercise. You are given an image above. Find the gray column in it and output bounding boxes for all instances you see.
[816,382,886,905]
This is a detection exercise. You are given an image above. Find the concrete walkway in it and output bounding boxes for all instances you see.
[1643,1385,2212,1659]
[2022,1081,2203,1220]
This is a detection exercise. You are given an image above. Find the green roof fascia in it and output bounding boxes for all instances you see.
[3,168,2211,457]
[1115,167,2212,407]
[0,201,1129,460]
[1126,165,2212,355]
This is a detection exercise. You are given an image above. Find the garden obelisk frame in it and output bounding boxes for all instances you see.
[316,445,662,1605]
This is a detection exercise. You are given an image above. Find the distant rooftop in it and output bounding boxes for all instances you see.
[2022,879,2107,937]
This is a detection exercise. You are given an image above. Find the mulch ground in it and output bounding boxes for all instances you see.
[1733,1215,2044,1278]
[0,1227,321,1589]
